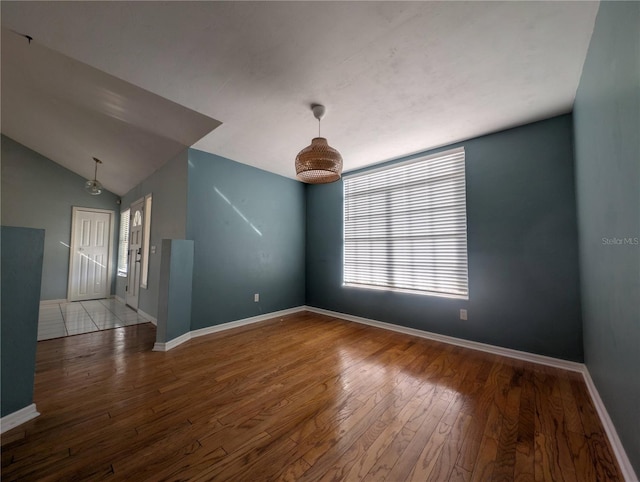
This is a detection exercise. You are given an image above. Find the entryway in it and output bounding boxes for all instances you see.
[37,298,152,341]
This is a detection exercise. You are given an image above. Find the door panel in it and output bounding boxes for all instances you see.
[126,199,144,309]
[69,209,112,301]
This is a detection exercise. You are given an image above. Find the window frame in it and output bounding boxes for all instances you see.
[343,146,469,300]
[140,193,152,289]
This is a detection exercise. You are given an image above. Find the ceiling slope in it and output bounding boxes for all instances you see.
[1,28,221,195]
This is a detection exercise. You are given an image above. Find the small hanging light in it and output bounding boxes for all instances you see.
[85,157,103,195]
[295,104,343,184]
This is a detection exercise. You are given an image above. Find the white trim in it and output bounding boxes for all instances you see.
[39,299,67,306]
[153,331,190,352]
[190,306,303,339]
[343,283,468,301]
[138,309,157,326]
[41,297,116,307]
[0,404,39,434]
[153,306,305,352]
[582,369,638,482]
[140,194,152,290]
[304,306,584,372]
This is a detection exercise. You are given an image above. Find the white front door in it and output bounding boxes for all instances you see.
[126,198,144,309]
[68,208,113,301]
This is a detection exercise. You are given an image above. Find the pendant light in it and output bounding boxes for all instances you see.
[85,157,103,195]
[295,104,343,184]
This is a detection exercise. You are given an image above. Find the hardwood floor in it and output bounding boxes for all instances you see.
[1,311,622,481]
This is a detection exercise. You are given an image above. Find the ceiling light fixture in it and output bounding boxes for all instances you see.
[295,104,343,184]
[85,157,103,195]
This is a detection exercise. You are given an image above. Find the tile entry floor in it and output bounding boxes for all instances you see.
[38,299,152,341]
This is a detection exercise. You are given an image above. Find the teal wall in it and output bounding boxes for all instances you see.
[116,149,189,318]
[573,1,640,476]
[187,148,305,330]
[1,226,44,416]
[306,115,583,361]
[157,239,193,343]
[1,135,120,300]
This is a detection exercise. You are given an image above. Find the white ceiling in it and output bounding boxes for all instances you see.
[1,1,599,190]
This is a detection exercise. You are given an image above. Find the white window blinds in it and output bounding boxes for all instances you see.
[117,209,130,277]
[343,147,469,299]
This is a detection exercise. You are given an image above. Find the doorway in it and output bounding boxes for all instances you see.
[68,207,114,302]
[126,198,144,309]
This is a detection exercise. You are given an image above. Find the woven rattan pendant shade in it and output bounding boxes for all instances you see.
[295,137,343,184]
[295,104,343,184]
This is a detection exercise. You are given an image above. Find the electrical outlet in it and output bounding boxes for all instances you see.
[254,293,259,302]
[460,309,468,320]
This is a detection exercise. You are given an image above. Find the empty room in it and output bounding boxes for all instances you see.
[1,1,638,481]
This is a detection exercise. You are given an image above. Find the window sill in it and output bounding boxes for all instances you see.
[343,283,468,300]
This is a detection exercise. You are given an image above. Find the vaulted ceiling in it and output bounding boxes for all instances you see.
[1,1,599,195]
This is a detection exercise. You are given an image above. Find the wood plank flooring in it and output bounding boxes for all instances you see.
[1,311,623,481]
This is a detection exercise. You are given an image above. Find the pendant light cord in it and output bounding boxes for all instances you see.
[318,118,321,138]
[92,157,102,181]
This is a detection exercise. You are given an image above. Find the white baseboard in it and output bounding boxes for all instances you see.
[582,369,638,482]
[153,331,190,352]
[152,306,305,352]
[190,306,303,339]
[41,297,118,306]
[304,306,584,372]
[0,404,39,434]
[39,299,66,306]
[138,309,157,326]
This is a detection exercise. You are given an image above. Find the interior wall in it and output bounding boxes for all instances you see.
[1,226,44,417]
[157,239,194,343]
[1,135,120,300]
[573,1,640,476]
[186,148,305,330]
[306,114,583,361]
[116,149,189,318]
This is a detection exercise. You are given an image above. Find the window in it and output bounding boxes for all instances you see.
[140,194,152,289]
[117,208,130,277]
[343,147,468,299]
